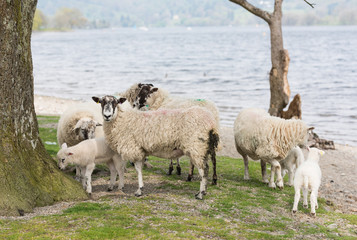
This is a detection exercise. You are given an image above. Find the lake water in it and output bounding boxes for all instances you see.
[31,26,357,146]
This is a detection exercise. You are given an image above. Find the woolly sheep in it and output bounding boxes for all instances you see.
[292,147,324,216]
[57,138,124,194]
[234,108,313,189]
[92,95,219,200]
[57,102,104,179]
[281,146,304,186]
[119,83,154,106]
[133,84,220,184]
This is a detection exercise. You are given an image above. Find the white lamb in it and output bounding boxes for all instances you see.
[280,146,304,186]
[292,147,324,216]
[234,108,313,189]
[92,95,220,200]
[57,102,104,180]
[133,84,220,184]
[57,138,123,194]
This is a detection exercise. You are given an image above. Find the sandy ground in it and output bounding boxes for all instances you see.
[34,95,357,214]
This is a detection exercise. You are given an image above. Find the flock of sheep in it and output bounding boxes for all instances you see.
[56,83,325,216]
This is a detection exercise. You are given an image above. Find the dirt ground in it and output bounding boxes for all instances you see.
[33,95,357,215]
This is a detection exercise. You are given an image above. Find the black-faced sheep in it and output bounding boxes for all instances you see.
[234,108,313,189]
[133,84,220,185]
[92,95,219,200]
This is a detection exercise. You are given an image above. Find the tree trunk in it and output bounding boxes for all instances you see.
[267,6,291,116]
[0,0,87,216]
[229,0,291,116]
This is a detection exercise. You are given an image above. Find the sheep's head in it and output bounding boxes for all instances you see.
[74,118,102,141]
[307,147,325,162]
[298,126,315,149]
[57,143,73,170]
[133,85,158,110]
[92,95,126,121]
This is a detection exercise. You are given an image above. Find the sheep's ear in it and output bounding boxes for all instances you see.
[308,127,315,132]
[138,83,143,88]
[118,98,126,104]
[92,96,102,104]
[61,143,68,149]
[148,83,154,87]
[96,122,103,127]
[151,88,158,93]
[319,150,325,156]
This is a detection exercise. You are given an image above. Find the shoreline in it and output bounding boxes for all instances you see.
[34,94,357,213]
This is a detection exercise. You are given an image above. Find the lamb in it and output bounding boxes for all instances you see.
[234,108,313,189]
[92,95,219,200]
[292,147,324,216]
[133,84,220,184]
[57,138,124,194]
[280,146,304,186]
[57,102,104,180]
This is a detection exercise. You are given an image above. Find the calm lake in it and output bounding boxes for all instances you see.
[31,26,357,146]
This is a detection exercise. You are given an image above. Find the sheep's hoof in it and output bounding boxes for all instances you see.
[278,186,284,190]
[269,182,276,189]
[176,166,181,176]
[167,166,174,175]
[186,175,193,182]
[135,191,142,197]
[292,210,297,214]
[212,179,217,185]
[303,204,308,209]
[262,178,269,184]
[310,212,316,217]
[195,192,203,200]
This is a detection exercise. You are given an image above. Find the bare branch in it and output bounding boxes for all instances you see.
[229,0,272,24]
[304,0,315,8]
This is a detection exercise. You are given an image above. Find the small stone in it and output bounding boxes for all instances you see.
[327,223,337,229]
[341,173,346,176]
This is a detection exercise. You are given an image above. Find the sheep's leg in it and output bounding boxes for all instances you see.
[260,160,268,183]
[187,162,194,182]
[176,158,181,175]
[107,161,117,191]
[310,190,317,216]
[287,168,294,186]
[168,159,174,175]
[113,154,125,191]
[85,163,95,195]
[75,166,81,182]
[134,161,144,197]
[243,154,250,180]
[195,162,208,200]
[292,187,300,213]
[269,160,283,189]
[303,187,308,208]
[80,166,87,189]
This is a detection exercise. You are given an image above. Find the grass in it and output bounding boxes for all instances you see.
[0,115,355,239]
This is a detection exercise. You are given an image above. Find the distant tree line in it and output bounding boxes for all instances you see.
[33,8,109,31]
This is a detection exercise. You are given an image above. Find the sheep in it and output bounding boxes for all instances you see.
[119,83,154,106]
[57,102,104,180]
[92,95,219,200]
[133,84,220,184]
[57,138,124,194]
[234,108,313,189]
[292,147,324,216]
[280,146,304,186]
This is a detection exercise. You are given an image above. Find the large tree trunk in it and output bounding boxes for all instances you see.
[0,0,87,216]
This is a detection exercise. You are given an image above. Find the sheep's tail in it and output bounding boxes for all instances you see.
[303,175,309,190]
[208,129,219,185]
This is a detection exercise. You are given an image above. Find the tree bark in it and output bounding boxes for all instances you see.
[0,0,87,216]
[230,0,291,116]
